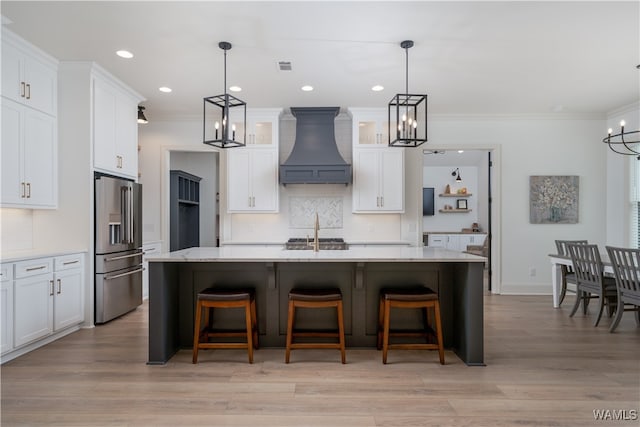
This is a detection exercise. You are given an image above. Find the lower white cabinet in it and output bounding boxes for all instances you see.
[426,233,486,251]
[2,253,85,361]
[0,266,14,355]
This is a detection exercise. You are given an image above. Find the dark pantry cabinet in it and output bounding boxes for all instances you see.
[169,170,201,251]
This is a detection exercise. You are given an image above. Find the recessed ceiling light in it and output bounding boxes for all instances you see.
[159,87,172,93]
[457,150,464,154]
[229,86,242,92]
[116,50,134,59]
[301,85,313,92]
[371,85,384,92]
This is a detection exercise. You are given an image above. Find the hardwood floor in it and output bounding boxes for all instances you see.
[2,294,638,426]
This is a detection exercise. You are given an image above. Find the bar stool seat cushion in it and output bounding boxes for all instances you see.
[289,288,342,302]
[197,288,254,301]
[381,287,437,301]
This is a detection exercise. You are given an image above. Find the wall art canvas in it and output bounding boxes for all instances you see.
[529,175,579,224]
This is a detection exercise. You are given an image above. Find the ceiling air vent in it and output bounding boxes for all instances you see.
[277,61,292,71]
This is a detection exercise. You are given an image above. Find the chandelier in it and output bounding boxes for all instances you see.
[603,120,640,159]
[388,40,428,147]
[203,41,246,149]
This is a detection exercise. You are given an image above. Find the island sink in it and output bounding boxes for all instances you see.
[285,238,349,250]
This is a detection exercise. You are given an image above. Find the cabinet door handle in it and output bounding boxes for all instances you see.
[57,279,61,294]
[26,83,31,100]
[63,260,79,266]
[26,182,31,198]
[380,196,384,207]
[49,280,54,296]
[26,265,47,272]
[21,182,26,198]
[20,82,26,98]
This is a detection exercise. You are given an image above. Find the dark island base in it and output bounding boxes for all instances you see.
[148,261,484,366]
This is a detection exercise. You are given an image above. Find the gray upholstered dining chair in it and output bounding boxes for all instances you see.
[566,243,617,326]
[604,246,640,332]
[555,240,588,306]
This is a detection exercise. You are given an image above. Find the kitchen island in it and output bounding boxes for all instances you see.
[147,246,486,366]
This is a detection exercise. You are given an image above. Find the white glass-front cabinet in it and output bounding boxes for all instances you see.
[229,109,281,147]
[352,148,404,213]
[349,108,390,147]
[1,29,58,209]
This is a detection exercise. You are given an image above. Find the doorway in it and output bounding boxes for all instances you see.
[421,147,500,293]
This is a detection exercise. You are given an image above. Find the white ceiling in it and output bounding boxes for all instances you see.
[2,1,639,123]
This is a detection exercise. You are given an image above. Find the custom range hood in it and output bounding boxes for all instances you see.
[280,107,352,185]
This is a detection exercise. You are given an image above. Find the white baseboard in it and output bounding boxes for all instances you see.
[499,282,553,295]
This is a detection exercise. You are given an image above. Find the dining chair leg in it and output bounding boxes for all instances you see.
[593,294,605,327]
[559,278,567,306]
[569,290,582,317]
[609,298,625,333]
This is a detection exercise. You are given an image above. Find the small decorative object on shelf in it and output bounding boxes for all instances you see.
[456,199,468,210]
[457,187,468,195]
[444,184,451,194]
[472,222,481,232]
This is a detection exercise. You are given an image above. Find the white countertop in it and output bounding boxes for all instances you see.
[146,246,487,263]
[1,248,89,263]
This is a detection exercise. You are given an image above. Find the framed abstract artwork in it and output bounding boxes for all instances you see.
[529,176,579,224]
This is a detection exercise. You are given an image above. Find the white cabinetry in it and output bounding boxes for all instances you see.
[352,149,404,212]
[14,258,54,347]
[0,265,14,355]
[427,233,487,251]
[349,108,404,213]
[227,149,279,212]
[2,253,85,363]
[93,70,141,179]
[349,108,390,146]
[230,109,280,147]
[1,29,57,116]
[226,109,281,213]
[1,30,58,209]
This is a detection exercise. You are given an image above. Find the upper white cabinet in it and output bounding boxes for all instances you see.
[227,149,279,212]
[349,108,390,147]
[93,69,141,179]
[349,107,404,213]
[2,99,57,208]
[226,109,281,213]
[1,30,57,116]
[352,149,404,212]
[1,30,58,209]
[230,109,281,147]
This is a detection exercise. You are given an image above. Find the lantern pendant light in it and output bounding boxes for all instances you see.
[203,41,246,149]
[388,40,428,147]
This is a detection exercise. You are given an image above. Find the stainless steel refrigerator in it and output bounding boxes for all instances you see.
[94,173,143,324]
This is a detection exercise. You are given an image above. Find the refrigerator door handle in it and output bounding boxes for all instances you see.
[105,267,144,281]
[121,186,128,244]
[105,251,143,262]
[128,184,134,245]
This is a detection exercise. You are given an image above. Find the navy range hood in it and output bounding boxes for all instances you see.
[279,107,352,185]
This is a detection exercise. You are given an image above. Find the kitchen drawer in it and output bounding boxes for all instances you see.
[14,258,52,279]
[0,264,13,282]
[54,254,83,271]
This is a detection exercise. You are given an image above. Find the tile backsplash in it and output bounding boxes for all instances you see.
[289,197,343,229]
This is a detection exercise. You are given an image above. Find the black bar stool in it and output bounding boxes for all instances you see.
[285,288,346,364]
[377,286,444,364]
[192,288,258,364]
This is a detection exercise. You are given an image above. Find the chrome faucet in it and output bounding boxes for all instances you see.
[306,212,320,252]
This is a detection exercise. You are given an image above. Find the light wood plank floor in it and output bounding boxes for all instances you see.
[2,294,639,426]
